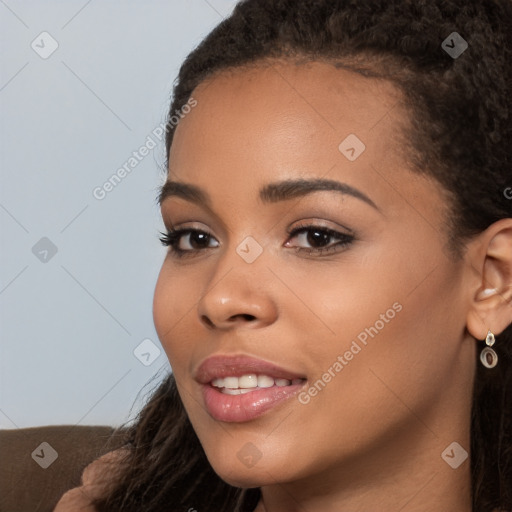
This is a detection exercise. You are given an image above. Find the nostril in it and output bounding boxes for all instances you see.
[230,314,257,322]
[201,315,215,328]
[200,313,257,329]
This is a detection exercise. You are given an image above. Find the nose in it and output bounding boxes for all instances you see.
[197,266,279,330]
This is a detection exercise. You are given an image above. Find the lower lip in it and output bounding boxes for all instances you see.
[201,382,306,423]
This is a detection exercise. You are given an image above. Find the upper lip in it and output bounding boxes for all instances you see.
[194,354,306,384]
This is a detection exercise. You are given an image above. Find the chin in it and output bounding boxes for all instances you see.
[213,466,276,489]
[208,446,306,490]
[201,446,275,487]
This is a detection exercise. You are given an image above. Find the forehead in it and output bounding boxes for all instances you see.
[168,60,406,180]
[165,61,450,249]
[192,60,402,121]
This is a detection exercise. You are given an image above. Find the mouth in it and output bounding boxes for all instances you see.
[195,354,307,422]
[211,374,306,394]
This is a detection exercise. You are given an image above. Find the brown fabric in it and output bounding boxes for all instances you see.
[0,425,127,512]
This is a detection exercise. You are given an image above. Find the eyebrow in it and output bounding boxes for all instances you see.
[158,178,379,211]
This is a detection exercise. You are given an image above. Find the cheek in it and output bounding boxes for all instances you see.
[153,267,173,345]
[282,241,462,417]
[153,264,198,366]
[324,278,460,433]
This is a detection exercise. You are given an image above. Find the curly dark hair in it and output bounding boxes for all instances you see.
[92,1,512,510]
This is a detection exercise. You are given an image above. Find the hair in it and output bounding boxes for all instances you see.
[92,1,512,511]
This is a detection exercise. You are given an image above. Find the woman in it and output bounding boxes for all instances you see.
[55,0,512,510]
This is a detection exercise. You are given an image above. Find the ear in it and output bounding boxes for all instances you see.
[466,218,512,340]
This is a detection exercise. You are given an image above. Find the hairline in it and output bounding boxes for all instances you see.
[165,54,465,258]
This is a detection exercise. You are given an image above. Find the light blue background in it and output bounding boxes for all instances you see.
[0,0,239,428]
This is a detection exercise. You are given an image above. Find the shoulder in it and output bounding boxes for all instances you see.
[53,486,97,512]
[80,446,130,486]
[53,447,130,512]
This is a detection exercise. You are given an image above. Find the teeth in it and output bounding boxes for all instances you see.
[238,374,258,388]
[223,376,239,388]
[221,388,254,395]
[211,374,304,393]
[257,375,274,388]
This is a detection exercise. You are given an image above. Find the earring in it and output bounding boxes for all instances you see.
[480,329,498,369]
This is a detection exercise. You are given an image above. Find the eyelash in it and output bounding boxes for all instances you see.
[159,224,355,258]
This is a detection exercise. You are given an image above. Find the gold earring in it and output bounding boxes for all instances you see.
[480,329,498,369]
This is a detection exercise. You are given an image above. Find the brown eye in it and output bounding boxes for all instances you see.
[159,229,219,255]
[285,225,355,256]
[305,229,332,248]
[186,231,212,249]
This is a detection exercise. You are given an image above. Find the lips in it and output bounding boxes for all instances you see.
[194,354,306,384]
[194,354,307,423]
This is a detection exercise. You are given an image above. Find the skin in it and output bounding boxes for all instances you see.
[53,450,128,511]
[53,61,512,512]
[152,60,512,512]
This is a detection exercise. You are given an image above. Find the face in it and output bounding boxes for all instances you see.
[153,61,476,490]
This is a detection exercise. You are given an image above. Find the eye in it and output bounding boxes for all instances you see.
[284,224,354,255]
[159,223,354,258]
[160,228,219,256]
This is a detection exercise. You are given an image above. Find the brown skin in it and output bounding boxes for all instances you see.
[154,61,512,512]
[54,61,512,511]
[53,450,128,511]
